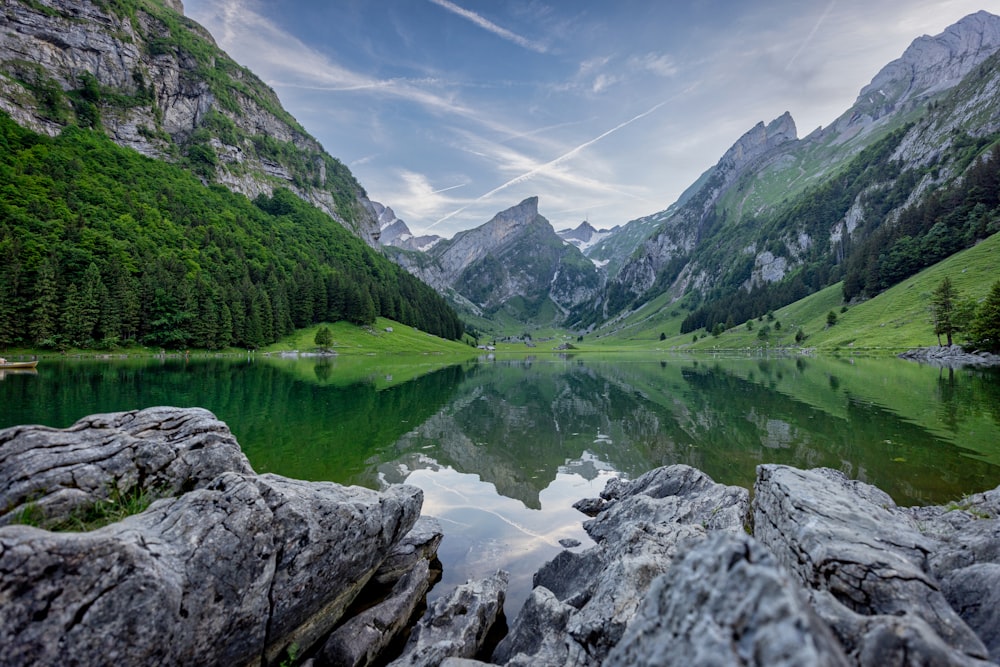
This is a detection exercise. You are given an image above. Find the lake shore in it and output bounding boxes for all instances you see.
[2,406,999,666]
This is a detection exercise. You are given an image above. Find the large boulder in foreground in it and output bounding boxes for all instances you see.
[605,531,850,667]
[0,407,425,667]
[0,406,253,526]
[753,465,994,666]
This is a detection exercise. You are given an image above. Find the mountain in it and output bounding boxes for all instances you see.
[0,0,382,246]
[556,221,619,258]
[389,197,603,325]
[579,11,1000,333]
[374,202,443,252]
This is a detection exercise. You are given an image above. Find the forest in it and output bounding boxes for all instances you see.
[0,113,464,350]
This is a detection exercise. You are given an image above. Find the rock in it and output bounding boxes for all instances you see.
[320,516,444,667]
[605,532,851,667]
[501,465,749,666]
[905,487,1000,661]
[373,516,443,586]
[582,464,749,543]
[898,345,1000,368]
[389,571,509,667]
[0,406,253,527]
[753,464,991,665]
[0,407,423,667]
[557,538,581,549]
[492,586,575,666]
[322,559,435,667]
[571,496,606,517]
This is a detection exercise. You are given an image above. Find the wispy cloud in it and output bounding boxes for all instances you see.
[428,0,548,53]
[197,0,539,139]
[629,52,679,78]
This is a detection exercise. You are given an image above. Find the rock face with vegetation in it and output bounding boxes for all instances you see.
[0,0,380,244]
[0,407,437,667]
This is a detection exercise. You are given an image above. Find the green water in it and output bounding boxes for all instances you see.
[3,353,1000,613]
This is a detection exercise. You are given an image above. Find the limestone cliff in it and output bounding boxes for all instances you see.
[0,0,381,245]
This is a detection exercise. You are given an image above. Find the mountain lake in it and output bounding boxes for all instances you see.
[3,353,1000,616]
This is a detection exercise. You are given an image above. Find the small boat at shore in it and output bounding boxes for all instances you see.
[0,360,37,369]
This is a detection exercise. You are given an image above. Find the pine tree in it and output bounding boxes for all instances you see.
[969,280,1000,353]
[31,255,61,346]
[930,276,960,346]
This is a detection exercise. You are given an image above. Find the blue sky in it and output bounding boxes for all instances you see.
[184,1,990,237]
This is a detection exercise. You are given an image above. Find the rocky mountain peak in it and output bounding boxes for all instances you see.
[720,111,798,173]
[840,10,1000,131]
[560,220,598,241]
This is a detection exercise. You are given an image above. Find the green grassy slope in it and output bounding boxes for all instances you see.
[591,231,1000,353]
[262,318,477,356]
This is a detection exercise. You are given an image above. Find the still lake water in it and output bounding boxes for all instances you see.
[3,353,1000,614]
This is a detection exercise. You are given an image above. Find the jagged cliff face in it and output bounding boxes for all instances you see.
[0,0,381,246]
[603,112,798,310]
[832,10,1000,140]
[391,197,603,323]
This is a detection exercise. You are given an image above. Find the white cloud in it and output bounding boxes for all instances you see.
[629,53,679,78]
[427,0,548,53]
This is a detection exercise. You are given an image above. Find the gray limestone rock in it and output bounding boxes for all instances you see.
[373,515,444,586]
[0,407,423,667]
[906,487,1000,661]
[492,586,575,666]
[583,464,750,542]
[501,464,748,667]
[322,558,435,667]
[389,571,509,667]
[604,531,850,667]
[0,406,252,526]
[753,464,990,665]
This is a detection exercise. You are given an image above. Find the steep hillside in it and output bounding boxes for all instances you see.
[390,197,604,326]
[590,11,1000,334]
[0,0,382,245]
[0,110,463,350]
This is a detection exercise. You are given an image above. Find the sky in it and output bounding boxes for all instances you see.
[183,0,992,238]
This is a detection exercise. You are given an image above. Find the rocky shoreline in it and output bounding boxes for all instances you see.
[898,344,1000,368]
[2,407,999,666]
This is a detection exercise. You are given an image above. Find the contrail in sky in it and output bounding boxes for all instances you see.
[787,1,837,70]
[431,183,468,195]
[428,0,548,54]
[427,100,669,230]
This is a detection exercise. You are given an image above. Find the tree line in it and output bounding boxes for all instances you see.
[0,113,463,350]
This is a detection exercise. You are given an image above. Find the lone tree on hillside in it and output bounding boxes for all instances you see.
[930,277,960,346]
[314,326,333,353]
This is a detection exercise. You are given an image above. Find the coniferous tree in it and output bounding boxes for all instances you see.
[30,255,61,346]
[969,280,1000,352]
[930,277,960,346]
